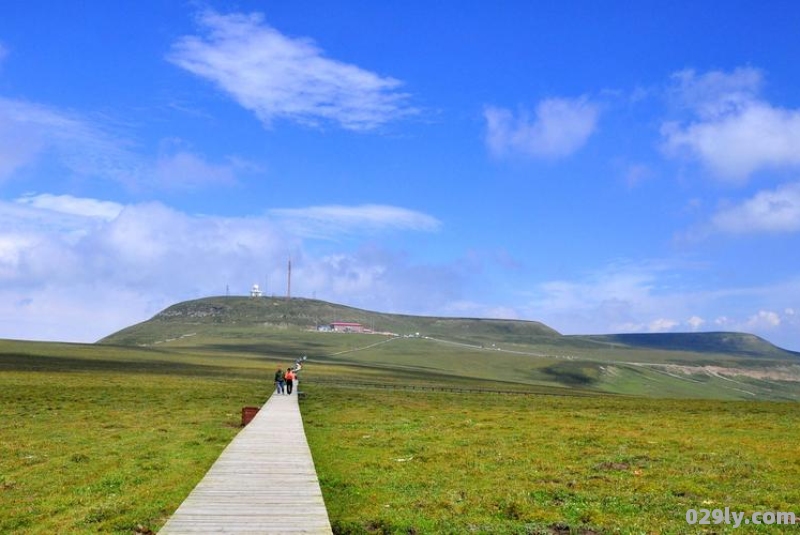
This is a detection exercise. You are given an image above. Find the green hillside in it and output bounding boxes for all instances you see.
[101,296,560,344]
[97,296,800,401]
[577,332,799,359]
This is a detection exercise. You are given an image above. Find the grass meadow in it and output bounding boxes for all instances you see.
[302,385,800,534]
[2,337,799,533]
[0,341,269,534]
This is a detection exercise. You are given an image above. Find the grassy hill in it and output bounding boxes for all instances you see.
[576,331,798,359]
[100,296,560,345]
[98,296,800,401]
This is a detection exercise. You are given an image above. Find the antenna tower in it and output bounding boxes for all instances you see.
[287,259,292,299]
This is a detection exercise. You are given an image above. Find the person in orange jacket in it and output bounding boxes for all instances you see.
[285,367,295,395]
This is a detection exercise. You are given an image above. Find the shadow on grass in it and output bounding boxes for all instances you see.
[541,361,601,387]
[0,352,257,378]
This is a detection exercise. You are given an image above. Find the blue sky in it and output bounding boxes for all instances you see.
[1,2,799,350]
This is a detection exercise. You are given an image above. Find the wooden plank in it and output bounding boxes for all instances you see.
[159,390,333,534]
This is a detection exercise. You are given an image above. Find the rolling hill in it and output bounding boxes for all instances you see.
[97,296,800,401]
[100,296,560,345]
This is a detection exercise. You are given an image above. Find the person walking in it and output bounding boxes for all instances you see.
[285,367,295,395]
[274,367,285,395]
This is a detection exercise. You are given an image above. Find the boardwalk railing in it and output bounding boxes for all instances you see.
[159,388,333,534]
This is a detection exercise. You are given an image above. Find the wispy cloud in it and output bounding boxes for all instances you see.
[15,193,124,220]
[668,67,762,119]
[269,204,441,239]
[484,97,599,159]
[152,150,237,190]
[531,260,663,320]
[300,246,464,314]
[518,259,800,349]
[168,10,416,131]
[0,96,245,191]
[662,68,800,181]
[710,182,800,234]
[0,98,57,182]
[0,96,143,186]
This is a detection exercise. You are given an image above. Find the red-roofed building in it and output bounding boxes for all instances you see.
[330,322,365,333]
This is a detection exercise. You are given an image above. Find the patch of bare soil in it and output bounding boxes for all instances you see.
[634,363,800,382]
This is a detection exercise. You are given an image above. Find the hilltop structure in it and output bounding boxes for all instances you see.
[321,322,365,333]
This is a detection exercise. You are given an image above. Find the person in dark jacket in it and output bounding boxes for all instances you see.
[274,367,285,395]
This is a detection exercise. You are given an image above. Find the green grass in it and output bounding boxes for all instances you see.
[302,383,800,534]
[0,342,271,534]
[3,331,800,534]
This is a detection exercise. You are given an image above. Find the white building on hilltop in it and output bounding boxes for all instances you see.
[330,322,365,333]
[250,284,263,298]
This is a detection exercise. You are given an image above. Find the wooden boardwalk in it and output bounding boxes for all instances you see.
[159,387,333,534]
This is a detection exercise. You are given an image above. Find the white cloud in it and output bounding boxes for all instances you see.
[88,202,291,272]
[747,310,782,329]
[662,68,800,181]
[0,233,36,279]
[710,182,800,233]
[0,196,118,256]
[484,97,599,159]
[15,193,123,220]
[168,10,415,131]
[0,196,294,341]
[269,204,441,239]
[648,318,679,332]
[0,196,452,342]
[687,315,705,330]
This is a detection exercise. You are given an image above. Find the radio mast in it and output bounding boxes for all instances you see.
[287,259,292,299]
